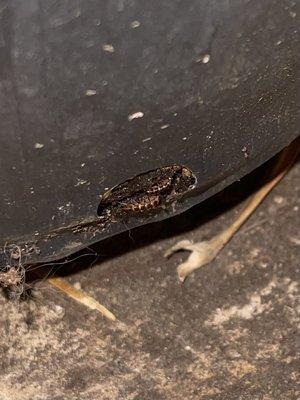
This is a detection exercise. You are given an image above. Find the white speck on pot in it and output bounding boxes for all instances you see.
[102,44,115,53]
[128,111,144,121]
[85,89,97,96]
[74,9,81,17]
[130,20,140,28]
[34,143,44,149]
[142,137,151,142]
[198,96,204,105]
[242,146,249,158]
[81,163,85,168]
[182,137,187,141]
[75,179,89,186]
[202,54,210,64]
[57,202,72,214]
[160,124,170,130]
[290,11,296,18]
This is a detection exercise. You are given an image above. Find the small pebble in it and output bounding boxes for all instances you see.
[73,282,82,290]
[274,195,284,205]
[289,237,300,246]
[54,305,65,318]
[259,262,268,269]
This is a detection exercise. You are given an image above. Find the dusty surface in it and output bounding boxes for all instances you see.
[0,158,299,400]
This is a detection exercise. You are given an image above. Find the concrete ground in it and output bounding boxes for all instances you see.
[0,157,299,400]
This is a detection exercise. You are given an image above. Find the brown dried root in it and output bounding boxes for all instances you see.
[47,276,117,321]
[165,140,300,281]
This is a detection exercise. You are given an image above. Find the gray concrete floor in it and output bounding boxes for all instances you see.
[0,158,299,400]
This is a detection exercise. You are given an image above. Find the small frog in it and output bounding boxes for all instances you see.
[97,165,196,217]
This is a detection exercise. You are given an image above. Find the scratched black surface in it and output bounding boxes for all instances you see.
[0,0,299,265]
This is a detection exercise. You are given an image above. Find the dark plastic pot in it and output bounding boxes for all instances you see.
[0,0,299,266]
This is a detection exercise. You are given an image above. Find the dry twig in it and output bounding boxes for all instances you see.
[47,276,117,321]
[165,140,300,281]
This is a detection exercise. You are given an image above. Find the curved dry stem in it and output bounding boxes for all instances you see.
[165,139,300,281]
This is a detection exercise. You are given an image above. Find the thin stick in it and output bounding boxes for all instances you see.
[47,276,117,321]
[214,143,299,247]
